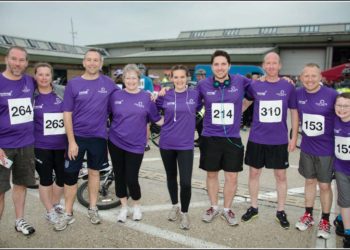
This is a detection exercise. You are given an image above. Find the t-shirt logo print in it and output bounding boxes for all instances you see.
[276,90,286,97]
[134,101,144,108]
[316,100,327,107]
[22,86,31,93]
[98,87,107,94]
[78,89,89,95]
[0,90,12,97]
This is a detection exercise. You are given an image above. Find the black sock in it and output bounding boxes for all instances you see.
[276,210,285,216]
[322,212,330,221]
[305,207,313,216]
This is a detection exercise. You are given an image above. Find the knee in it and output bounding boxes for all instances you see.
[249,168,261,180]
[305,178,316,186]
[319,183,332,193]
[207,172,218,180]
[64,171,79,186]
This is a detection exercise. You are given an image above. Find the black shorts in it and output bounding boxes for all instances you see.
[199,136,244,172]
[244,141,289,169]
[64,136,109,173]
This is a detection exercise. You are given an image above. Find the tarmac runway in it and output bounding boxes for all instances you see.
[0,128,345,248]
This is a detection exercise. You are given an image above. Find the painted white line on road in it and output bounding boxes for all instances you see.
[258,186,305,200]
[27,189,230,248]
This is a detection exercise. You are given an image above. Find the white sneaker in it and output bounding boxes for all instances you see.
[117,207,129,223]
[133,206,142,221]
[15,219,35,235]
[45,209,59,224]
[53,203,64,214]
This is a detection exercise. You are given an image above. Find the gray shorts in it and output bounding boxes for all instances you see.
[335,171,350,208]
[298,151,334,183]
[0,145,36,193]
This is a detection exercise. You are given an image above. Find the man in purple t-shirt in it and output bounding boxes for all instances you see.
[294,63,338,239]
[0,46,36,235]
[54,49,118,231]
[198,50,250,226]
[241,52,298,229]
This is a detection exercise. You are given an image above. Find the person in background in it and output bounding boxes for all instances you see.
[294,63,338,239]
[333,92,350,248]
[109,64,163,223]
[194,69,206,147]
[149,74,161,93]
[156,65,201,230]
[113,69,124,89]
[33,62,67,224]
[137,64,154,152]
[55,49,119,231]
[0,46,36,235]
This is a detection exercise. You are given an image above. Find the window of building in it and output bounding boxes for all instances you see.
[223,29,240,36]
[27,39,38,48]
[48,42,57,50]
[190,31,206,38]
[300,25,319,33]
[2,36,13,45]
[346,24,350,32]
[260,27,277,35]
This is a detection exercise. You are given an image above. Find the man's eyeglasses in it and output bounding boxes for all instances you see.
[335,104,350,109]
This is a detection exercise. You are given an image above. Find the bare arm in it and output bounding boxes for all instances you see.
[288,109,299,152]
[63,111,78,160]
[155,116,164,127]
[0,148,6,166]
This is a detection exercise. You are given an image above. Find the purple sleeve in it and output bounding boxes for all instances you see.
[245,80,254,100]
[62,81,74,112]
[148,100,161,123]
[288,86,297,109]
[196,90,203,112]
[155,95,164,111]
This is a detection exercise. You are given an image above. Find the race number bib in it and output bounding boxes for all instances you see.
[302,113,324,137]
[259,100,282,123]
[43,113,65,135]
[211,103,234,125]
[139,78,145,89]
[8,98,33,125]
[335,136,350,161]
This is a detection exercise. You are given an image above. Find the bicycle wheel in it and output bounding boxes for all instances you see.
[77,179,121,210]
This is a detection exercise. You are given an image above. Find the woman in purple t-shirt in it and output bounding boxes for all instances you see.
[108,64,163,223]
[33,62,66,224]
[155,65,201,230]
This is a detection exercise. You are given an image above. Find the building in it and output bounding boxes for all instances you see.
[1,22,349,81]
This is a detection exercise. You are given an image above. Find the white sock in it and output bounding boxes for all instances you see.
[224,208,230,212]
[212,205,219,211]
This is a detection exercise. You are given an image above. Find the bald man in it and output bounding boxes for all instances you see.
[241,52,299,229]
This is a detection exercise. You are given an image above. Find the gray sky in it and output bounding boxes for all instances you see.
[1,1,350,46]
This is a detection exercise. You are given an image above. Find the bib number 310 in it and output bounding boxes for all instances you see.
[259,100,282,123]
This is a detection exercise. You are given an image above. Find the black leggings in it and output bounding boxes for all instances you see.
[108,141,144,200]
[34,148,65,187]
[160,149,193,213]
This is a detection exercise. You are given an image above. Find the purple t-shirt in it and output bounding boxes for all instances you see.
[247,79,297,145]
[296,86,338,156]
[62,75,118,139]
[0,74,35,148]
[156,89,201,150]
[109,90,161,154]
[197,74,251,138]
[334,116,350,175]
[34,92,67,150]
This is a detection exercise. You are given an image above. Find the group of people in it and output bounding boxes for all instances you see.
[0,45,349,248]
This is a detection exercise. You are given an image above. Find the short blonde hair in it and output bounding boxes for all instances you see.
[122,64,141,80]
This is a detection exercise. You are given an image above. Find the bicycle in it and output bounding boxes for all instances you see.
[77,164,121,210]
